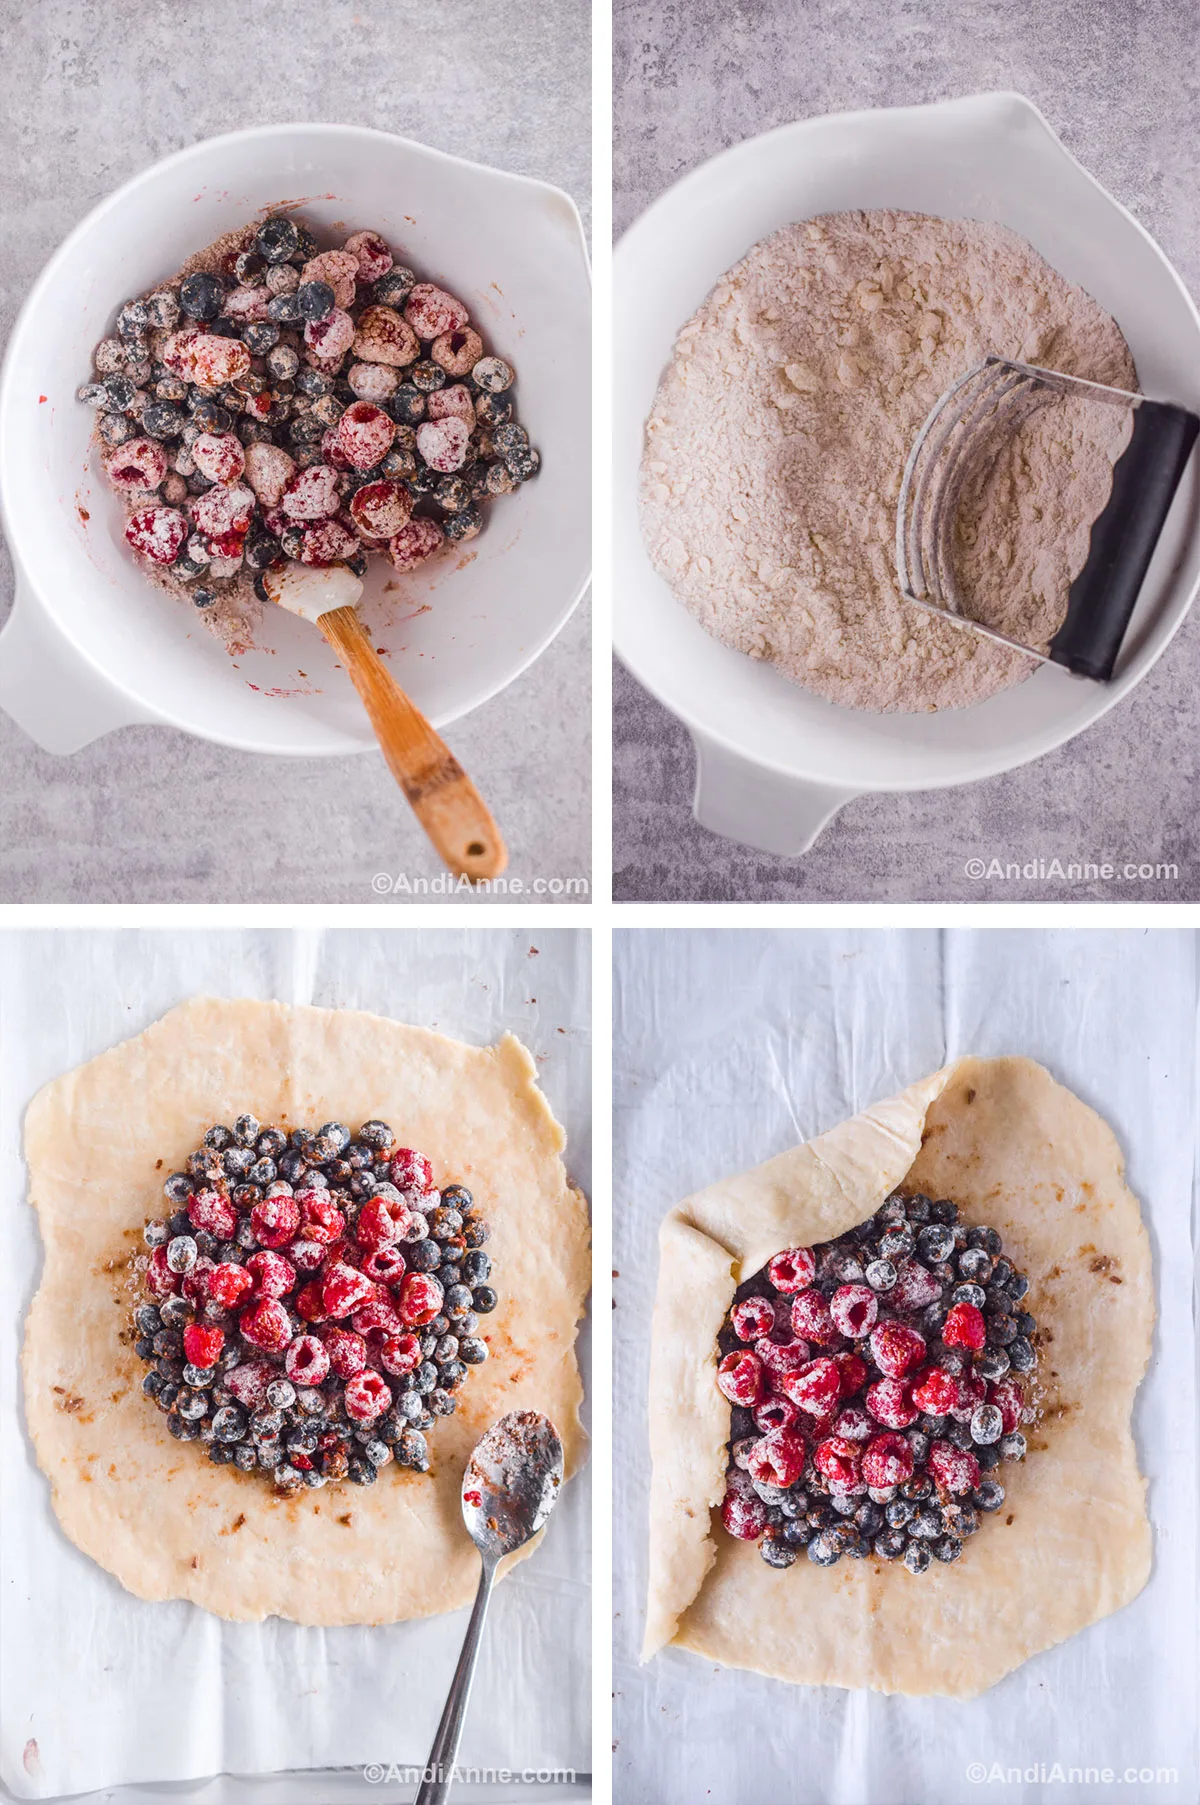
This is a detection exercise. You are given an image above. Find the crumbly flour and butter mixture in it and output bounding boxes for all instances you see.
[640,211,1136,713]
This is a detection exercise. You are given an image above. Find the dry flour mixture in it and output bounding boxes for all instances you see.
[640,211,1135,713]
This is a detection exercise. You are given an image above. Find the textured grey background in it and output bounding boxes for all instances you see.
[0,0,590,904]
[613,0,1200,901]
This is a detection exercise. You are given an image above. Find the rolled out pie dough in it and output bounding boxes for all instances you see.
[643,1057,1154,1697]
[23,996,590,1626]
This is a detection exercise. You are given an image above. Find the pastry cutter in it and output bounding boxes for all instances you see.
[896,354,1199,680]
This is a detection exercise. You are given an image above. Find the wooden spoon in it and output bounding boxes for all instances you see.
[264,563,507,881]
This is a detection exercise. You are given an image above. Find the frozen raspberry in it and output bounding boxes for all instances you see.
[333,400,395,471]
[192,432,246,486]
[344,230,394,282]
[380,1331,422,1376]
[835,1351,869,1396]
[190,483,254,539]
[181,1322,224,1368]
[105,438,168,492]
[295,1279,329,1322]
[390,1148,434,1194]
[405,283,469,340]
[990,1376,1025,1434]
[298,1192,345,1245]
[716,1350,764,1407]
[355,1195,405,1251]
[398,1271,445,1326]
[206,1262,254,1309]
[830,1283,878,1339]
[431,326,484,377]
[282,463,341,521]
[789,1288,837,1346]
[240,1297,291,1352]
[353,304,420,368]
[297,518,359,566]
[181,1258,214,1304]
[889,1258,944,1314]
[781,1355,841,1415]
[241,388,273,422]
[284,1334,330,1385]
[249,1192,300,1249]
[191,334,252,390]
[745,1426,807,1489]
[145,1245,180,1297]
[226,1359,277,1408]
[344,1370,391,1422]
[753,1394,801,1433]
[766,1247,817,1293]
[427,383,476,426]
[363,1247,408,1287]
[243,441,296,508]
[161,328,202,377]
[321,1324,368,1378]
[753,1336,810,1382]
[301,251,359,309]
[861,1430,915,1489]
[285,1238,325,1274]
[349,477,412,541]
[347,361,399,402]
[929,1440,981,1495]
[864,1376,917,1429]
[188,1188,237,1239]
[731,1296,776,1342]
[833,1404,873,1442]
[351,1297,403,1342]
[222,284,272,322]
[244,1249,296,1298]
[814,1435,863,1489]
[321,1261,375,1318]
[304,307,356,360]
[943,1301,986,1351]
[911,1365,960,1416]
[950,1368,987,1422]
[125,506,187,565]
[869,1321,926,1378]
[721,1467,770,1541]
[389,517,444,571]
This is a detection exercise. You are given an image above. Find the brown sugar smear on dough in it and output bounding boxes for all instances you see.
[640,210,1136,713]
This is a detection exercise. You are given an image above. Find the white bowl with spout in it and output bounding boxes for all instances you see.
[0,124,590,755]
[614,93,1200,856]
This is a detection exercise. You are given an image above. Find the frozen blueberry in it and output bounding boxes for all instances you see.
[505,445,540,483]
[388,385,426,425]
[474,392,512,428]
[471,356,514,394]
[973,1479,1006,1513]
[372,267,416,307]
[759,1535,797,1569]
[442,507,481,542]
[986,1311,1018,1346]
[297,281,336,322]
[397,1429,430,1472]
[471,1285,497,1314]
[1000,1432,1027,1461]
[267,292,304,325]
[410,359,446,393]
[161,1295,194,1330]
[951,1282,987,1310]
[977,1346,1011,1383]
[179,273,224,322]
[241,321,280,357]
[233,1113,260,1146]
[254,217,301,263]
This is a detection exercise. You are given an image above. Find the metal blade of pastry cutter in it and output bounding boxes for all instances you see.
[896,355,1199,681]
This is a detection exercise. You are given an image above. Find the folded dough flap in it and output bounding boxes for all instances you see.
[641,1063,956,1659]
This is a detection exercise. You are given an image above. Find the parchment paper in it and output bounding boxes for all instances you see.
[0,927,591,1802]
[613,927,1197,1805]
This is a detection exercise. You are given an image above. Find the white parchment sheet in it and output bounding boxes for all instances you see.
[612,928,1198,1805]
[0,927,591,1801]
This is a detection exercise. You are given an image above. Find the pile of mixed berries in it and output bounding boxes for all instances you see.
[132,1116,496,1492]
[717,1191,1038,1574]
[78,214,539,611]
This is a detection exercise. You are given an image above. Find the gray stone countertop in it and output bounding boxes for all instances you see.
[0,0,590,904]
[614,0,1200,901]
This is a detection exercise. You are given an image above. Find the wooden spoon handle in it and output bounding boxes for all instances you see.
[317,605,508,881]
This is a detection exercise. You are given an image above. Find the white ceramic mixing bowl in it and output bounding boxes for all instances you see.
[614,92,1200,856]
[0,124,589,755]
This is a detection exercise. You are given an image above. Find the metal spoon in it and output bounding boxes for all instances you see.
[415,1411,565,1805]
